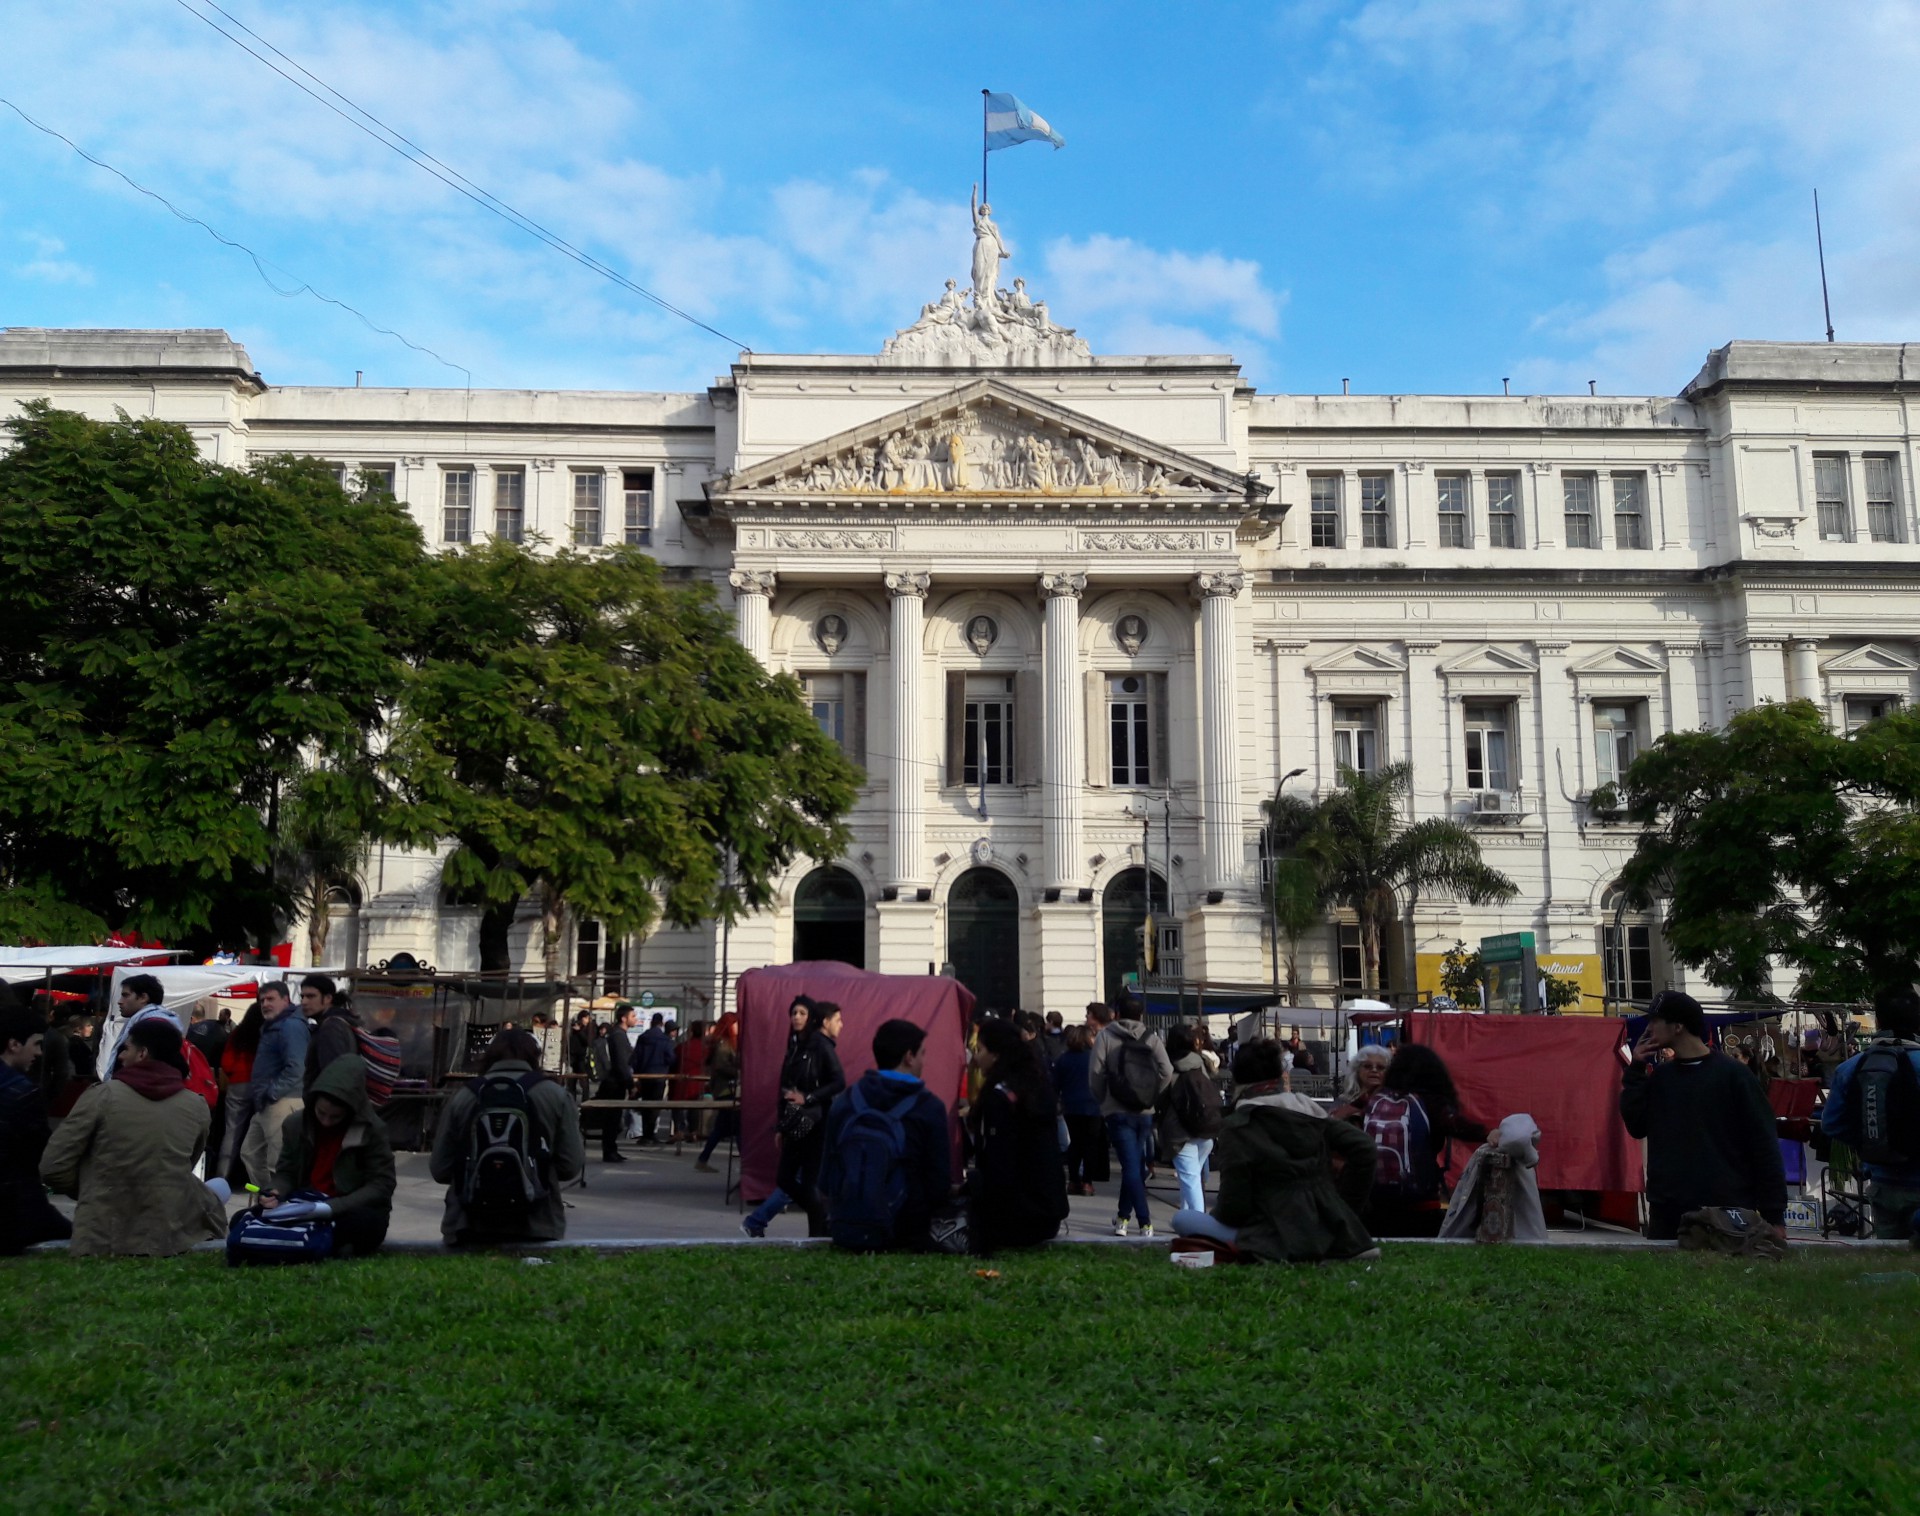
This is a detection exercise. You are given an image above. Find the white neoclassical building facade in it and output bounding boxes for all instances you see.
[5,237,1918,1014]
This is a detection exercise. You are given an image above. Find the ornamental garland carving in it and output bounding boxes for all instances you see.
[770,529,894,551]
[1080,531,1206,552]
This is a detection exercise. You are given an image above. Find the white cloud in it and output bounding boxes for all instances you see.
[1040,235,1285,363]
[14,233,92,285]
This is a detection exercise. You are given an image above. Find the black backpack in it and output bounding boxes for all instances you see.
[1169,1066,1224,1138]
[461,1071,551,1233]
[1853,1042,1920,1168]
[826,1084,922,1252]
[1108,1034,1165,1112]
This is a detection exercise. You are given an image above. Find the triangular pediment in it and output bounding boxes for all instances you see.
[1307,643,1408,676]
[713,379,1262,504]
[1438,643,1538,675]
[1821,642,1918,674]
[1569,644,1665,676]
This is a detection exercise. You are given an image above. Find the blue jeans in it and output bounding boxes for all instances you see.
[745,1187,791,1232]
[1172,1208,1238,1246]
[1172,1137,1214,1213]
[1105,1112,1155,1226]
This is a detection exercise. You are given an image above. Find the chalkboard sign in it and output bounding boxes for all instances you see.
[462,1021,501,1070]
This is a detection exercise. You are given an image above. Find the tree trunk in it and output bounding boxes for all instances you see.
[1361,912,1383,996]
[479,901,516,974]
[539,885,564,983]
[306,878,330,965]
[1404,883,1421,1001]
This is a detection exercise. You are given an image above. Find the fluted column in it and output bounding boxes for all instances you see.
[1039,572,1086,891]
[1195,570,1245,894]
[728,569,775,666]
[1788,637,1822,702]
[884,571,930,889]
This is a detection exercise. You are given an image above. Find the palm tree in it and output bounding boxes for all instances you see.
[1262,789,1324,1002]
[1301,762,1518,995]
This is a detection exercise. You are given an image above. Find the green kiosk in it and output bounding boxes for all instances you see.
[1481,931,1542,1014]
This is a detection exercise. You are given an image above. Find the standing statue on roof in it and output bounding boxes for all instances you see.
[970,185,1008,317]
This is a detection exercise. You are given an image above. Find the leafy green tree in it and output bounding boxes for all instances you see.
[1612,699,1920,1003]
[1439,939,1484,1008]
[1301,763,1518,995]
[0,404,421,946]
[380,542,862,972]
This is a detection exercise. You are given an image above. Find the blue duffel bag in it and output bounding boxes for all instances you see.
[225,1194,335,1266]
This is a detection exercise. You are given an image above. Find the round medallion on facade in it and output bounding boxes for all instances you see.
[970,837,994,866]
[814,613,848,655]
[965,614,999,655]
[1115,613,1148,657]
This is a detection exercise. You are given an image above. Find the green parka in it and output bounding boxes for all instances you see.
[1212,1089,1379,1263]
[429,1060,584,1243]
[271,1055,397,1224]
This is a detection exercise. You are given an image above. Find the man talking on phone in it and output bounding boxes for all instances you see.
[1620,990,1787,1241]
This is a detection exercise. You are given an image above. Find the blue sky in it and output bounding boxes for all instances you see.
[4,1,1918,397]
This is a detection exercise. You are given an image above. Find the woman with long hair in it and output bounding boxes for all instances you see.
[1364,1042,1488,1238]
[741,999,845,1238]
[1052,1024,1106,1194]
[216,1000,265,1183]
[968,1017,1068,1253]
[1330,1042,1392,1120]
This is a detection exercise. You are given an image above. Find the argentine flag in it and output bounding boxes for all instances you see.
[985,92,1065,151]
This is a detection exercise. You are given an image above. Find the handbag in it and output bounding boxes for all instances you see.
[777,1100,821,1141]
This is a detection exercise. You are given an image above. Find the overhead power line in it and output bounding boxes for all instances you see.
[0,94,470,385]
[171,0,753,353]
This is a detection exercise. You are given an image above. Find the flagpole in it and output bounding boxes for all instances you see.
[981,88,990,206]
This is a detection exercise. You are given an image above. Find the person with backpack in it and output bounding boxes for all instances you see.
[818,1018,952,1252]
[430,1030,584,1246]
[1820,986,1920,1242]
[968,1016,1068,1254]
[1089,994,1174,1237]
[302,977,360,1087]
[1159,1025,1224,1213]
[1621,990,1786,1242]
[1171,1038,1380,1264]
[260,1054,396,1256]
[741,1000,846,1238]
[1362,1044,1488,1238]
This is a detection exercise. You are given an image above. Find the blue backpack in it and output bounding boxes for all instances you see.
[827,1084,923,1252]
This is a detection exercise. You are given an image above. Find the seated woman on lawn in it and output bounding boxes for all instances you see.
[1172,1038,1379,1264]
[967,1016,1069,1255]
[261,1054,396,1257]
[1363,1044,1488,1239]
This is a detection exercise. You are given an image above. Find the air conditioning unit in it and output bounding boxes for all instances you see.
[1472,790,1516,817]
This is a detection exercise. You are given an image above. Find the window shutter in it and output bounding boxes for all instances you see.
[1150,673,1170,788]
[849,672,867,772]
[1015,670,1042,787]
[1084,670,1107,787]
[945,671,965,787]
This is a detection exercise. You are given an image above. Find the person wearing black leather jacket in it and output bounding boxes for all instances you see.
[742,1000,845,1237]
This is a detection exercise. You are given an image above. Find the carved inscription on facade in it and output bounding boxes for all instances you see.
[1079,530,1206,552]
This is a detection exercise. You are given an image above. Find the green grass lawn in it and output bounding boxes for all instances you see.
[2,1245,1915,1515]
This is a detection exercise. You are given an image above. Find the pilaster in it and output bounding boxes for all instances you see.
[1039,571,1086,892]
[884,571,931,888]
[1194,569,1244,894]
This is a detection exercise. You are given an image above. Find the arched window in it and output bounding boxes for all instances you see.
[1101,868,1170,1003]
[1600,886,1655,1006]
[793,866,866,969]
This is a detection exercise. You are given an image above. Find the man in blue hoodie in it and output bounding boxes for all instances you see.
[819,1019,952,1252]
[241,981,311,1187]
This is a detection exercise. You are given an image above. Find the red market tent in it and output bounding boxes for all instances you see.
[1407,1011,1643,1195]
[736,962,975,1205]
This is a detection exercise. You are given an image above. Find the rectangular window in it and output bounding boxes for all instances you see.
[963,675,1016,786]
[1359,472,1393,548]
[622,468,654,547]
[328,462,348,489]
[1592,701,1642,788]
[493,468,525,543]
[1611,472,1648,549]
[1602,923,1654,1003]
[1436,474,1470,548]
[357,463,396,497]
[1337,924,1364,995]
[1463,702,1512,792]
[1155,922,1184,984]
[1487,472,1520,548]
[1866,455,1901,543]
[1309,474,1342,548]
[1815,454,1851,541]
[441,468,473,544]
[1562,473,1597,549]
[574,918,625,997]
[572,472,603,546]
[805,673,845,747]
[1845,694,1900,732]
[1332,702,1381,777]
[1108,674,1152,786]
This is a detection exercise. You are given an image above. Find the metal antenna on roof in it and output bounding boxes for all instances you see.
[1815,189,1836,343]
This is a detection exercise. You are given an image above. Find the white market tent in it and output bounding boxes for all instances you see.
[0,945,183,986]
[98,963,351,1073]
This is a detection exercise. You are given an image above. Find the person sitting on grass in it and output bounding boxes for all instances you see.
[819,1018,952,1253]
[1,1005,72,1254]
[968,1016,1069,1255]
[431,1030,584,1247]
[1363,1044,1488,1239]
[1172,1037,1380,1264]
[40,1018,228,1258]
[260,1054,396,1257]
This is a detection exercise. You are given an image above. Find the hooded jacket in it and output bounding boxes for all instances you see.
[819,1068,953,1250]
[251,1009,311,1108]
[271,1055,397,1224]
[429,1059,585,1242]
[1088,1019,1174,1118]
[39,1061,226,1257]
[633,1026,674,1077]
[1211,1087,1378,1264]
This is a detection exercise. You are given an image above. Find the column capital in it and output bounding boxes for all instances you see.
[1193,569,1245,600]
[1535,640,1570,657]
[1788,636,1822,652]
[884,570,931,599]
[728,568,777,597]
[1404,638,1442,655]
[1038,570,1087,600]
[1738,634,1785,652]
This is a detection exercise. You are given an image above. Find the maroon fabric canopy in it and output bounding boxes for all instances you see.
[735,963,974,1204]
[1408,1012,1643,1194]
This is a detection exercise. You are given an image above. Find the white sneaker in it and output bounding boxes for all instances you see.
[1112,1218,1129,1237]
[1139,1224,1155,1239]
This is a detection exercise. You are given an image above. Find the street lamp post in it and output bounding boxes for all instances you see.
[1265,767,1308,1004]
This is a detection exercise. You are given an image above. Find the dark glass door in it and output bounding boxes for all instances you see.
[947,868,1020,1012]
[1101,868,1169,1004]
[792,866,866,968]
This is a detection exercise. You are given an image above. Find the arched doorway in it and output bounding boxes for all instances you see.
[947,868,1020,1011]
[793,866,866,969]
[1102,867,1169,1004]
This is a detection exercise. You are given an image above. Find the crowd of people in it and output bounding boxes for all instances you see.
[4,972,1916,1261]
